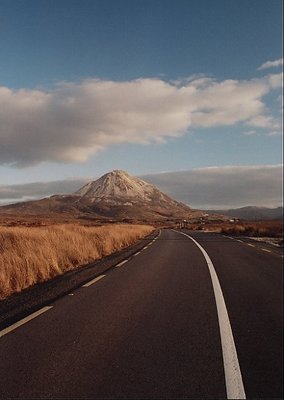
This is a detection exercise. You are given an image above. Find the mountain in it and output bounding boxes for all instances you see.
[75,170,172,203]
[0,170,203,221]
[205,206,283,220]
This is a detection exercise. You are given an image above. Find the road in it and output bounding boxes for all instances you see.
[0,229,282,399]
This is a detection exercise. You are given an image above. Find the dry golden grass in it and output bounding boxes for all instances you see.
[0,223,153,299]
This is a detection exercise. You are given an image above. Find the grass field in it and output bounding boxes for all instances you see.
[190,219,283,238]
[219,220,283,237]
[0,223,153,299]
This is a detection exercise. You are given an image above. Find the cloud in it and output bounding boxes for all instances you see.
[0,73,282,167]
[1,165,282,209]
[258,58,283,70]
[243,130,257,136]
[247,115,277,129]
[267,131,283,137]
[142,165,283,209]
[0,178,87,204]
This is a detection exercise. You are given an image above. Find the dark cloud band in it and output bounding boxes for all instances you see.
[0,165,281,209]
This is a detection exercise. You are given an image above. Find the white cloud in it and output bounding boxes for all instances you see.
[267,131,283,137]
[267,72,283,88]
[247,113,281,133]
[247,115,275,128]
[258,58,283,70]
[0,73,282,167]
[243,130,257,136]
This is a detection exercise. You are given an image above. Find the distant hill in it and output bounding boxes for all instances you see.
[0,170,205,221]
[205,206,283,220]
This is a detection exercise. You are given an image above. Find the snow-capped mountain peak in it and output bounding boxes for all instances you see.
[1,170,201,221]
[74,170,157,202]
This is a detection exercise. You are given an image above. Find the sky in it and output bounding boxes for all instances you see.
[0,0,283,208]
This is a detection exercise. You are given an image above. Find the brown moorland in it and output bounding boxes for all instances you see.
[189,219,283,238]
[0,223,153,299]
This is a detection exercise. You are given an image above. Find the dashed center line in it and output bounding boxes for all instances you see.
[247,244,255,247]
[115,260,129,268]
[0,306,53,338]
[262,248,272,253]
[82,274,106,287]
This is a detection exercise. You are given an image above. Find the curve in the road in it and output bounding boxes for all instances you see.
[0,228,282,399]
[173,230,246,400]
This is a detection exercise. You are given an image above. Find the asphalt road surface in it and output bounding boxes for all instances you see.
[0,229,282,399]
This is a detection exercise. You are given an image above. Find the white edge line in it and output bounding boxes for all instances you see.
[0,306,53,338]
[82,274,106,287]
[134,251,141,256]
[172,230,246,399]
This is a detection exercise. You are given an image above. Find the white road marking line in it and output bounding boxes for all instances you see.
[82,274,106,287]
[172,230,246,399]
[115,259,129,268]
[0,306,53,338]
[68,293,74,296]
[227,236,234,240]
[262,248,271,253]
[247,244,255,247]
[134,251,141,256]
[237,240,243,243]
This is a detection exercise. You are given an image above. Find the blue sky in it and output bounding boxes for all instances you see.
[0,0,282,207]
[0,0,282,87]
